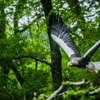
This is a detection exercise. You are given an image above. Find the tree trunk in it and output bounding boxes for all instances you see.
[41,0,62,89]
[67,0,85,31]
[67,0,81,16]
[11,0,27,85]
[0,1,10,76]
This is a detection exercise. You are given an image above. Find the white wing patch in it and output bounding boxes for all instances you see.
[51,34,75,58]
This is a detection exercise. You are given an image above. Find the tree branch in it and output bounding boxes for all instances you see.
[89,87,100,95]
[57,87,100,98]
[13,56,52,66]
[18,14,43,33]
[3,87,16,100]
[65,78,89,86]
[3,58,24,86]
[13,56,61,75]
[14,0,43,34]
[35,79,100,100]
[47,79,89,100]
[57,87,100,97]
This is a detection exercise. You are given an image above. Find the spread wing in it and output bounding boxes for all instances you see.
[49,13,81,58]
[83,40,100,59]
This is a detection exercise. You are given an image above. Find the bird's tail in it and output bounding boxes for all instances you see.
[86,61,100,73]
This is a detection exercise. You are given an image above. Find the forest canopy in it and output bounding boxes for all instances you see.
[0,0,100,100]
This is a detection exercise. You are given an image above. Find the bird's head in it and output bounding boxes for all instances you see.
[67,57,83,67]
[67,60,79,67]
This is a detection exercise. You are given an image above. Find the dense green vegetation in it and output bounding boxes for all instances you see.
[0,0,100,99]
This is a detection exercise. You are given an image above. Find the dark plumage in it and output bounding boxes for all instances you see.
[49,13,100,73]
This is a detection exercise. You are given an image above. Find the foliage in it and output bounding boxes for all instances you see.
[0,0,100,99]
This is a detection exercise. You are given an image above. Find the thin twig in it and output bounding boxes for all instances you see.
[3,87,16,100]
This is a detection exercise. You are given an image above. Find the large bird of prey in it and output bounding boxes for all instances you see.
[49,13,100,73]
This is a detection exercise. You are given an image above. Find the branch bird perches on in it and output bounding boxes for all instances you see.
[49,13,100,73]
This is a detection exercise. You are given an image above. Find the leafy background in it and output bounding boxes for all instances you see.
[0,0,100,100]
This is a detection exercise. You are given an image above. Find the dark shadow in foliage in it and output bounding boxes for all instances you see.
[0,68,49,100]
[87,70,100,86]
[23,68,49,100]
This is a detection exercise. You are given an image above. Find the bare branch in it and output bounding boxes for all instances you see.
[47,79,89,100]
[57,87,100,97]
[13,56,52,66]
[65,78,89,86]
[47,85,65,100]
[89,87,100,95]
[57,90,69,97]
[46,78,100,100]
[3,87,16,100]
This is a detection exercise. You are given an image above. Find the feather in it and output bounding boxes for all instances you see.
[51,34,75,57]
[83,40,100,59]
[86,61,100,73]
[49,13,81,58]
[92,61,100,70]
[49,13,100,72]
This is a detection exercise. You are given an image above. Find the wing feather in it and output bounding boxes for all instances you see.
[49,13,81,58]
[83,40,100,59]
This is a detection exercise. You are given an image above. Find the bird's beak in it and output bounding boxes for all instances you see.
[67,62,72,66]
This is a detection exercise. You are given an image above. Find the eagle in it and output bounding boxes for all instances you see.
[49,13,100,73]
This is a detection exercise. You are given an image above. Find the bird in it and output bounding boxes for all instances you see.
[49,13,100,73]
